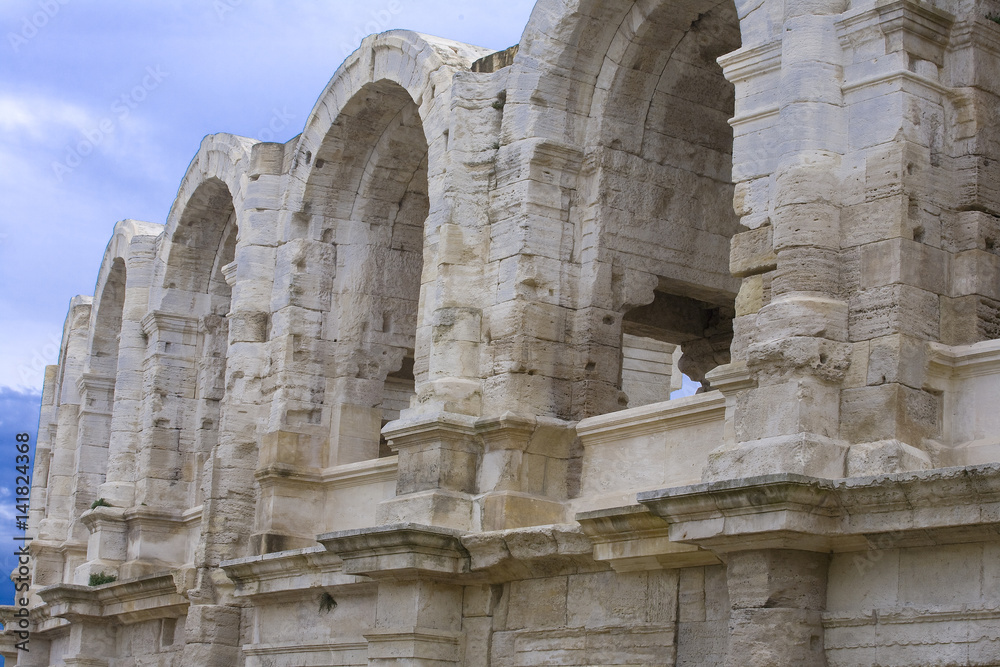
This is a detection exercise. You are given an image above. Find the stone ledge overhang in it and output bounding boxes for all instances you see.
[576,392,725,444]
[460,524,596,581]
[255,455,398,489]
[221,545,372,602]
[576,505,721,572]
[318,523,473,582]
[928,339,1000,379]
[637,463,1000,554]
[37,570,191,624]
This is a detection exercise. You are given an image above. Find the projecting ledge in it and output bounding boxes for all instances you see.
[576,505,720,572]
[318,523,471,581]
[37,569,191,624]
[637,463,1000,554]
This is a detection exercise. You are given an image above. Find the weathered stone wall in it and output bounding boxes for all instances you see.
[9,1,1000,666]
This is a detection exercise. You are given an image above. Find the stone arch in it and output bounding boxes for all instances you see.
[157,133,253,308]
[252,31,488,551]
[137,135,253,516]
[77,219,163,513]
[285,30,484,457]
[497,0,744,418]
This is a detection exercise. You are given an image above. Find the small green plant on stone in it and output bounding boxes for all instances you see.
[490,141,501,150]
[988,13,1000,25]
[89,572,117,586]
[90,498,111,509]
[318,592,337,614]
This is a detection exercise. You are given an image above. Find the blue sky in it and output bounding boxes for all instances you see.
[0,0,700,629]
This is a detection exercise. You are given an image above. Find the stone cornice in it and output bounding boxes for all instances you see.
[243,639,369,658]
[718,39,781,84]
[576,392,725,445]
[255,456,399,490]
[576,505,720,572]
[460,523,595,581]
[76,372,116,395]
[318,523,471,581]
[221,545,371,602]
[927,339,1000,380]
[140,310,199,337]
[381,411,478,446]
[38,570,190,624]
[638,464,1000,554]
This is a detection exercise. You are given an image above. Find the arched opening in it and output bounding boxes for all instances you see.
[71,257,128,517]
[579,0,742,411]
[308,79,429,465]
[91,257,127,382]
[143,177,238,511]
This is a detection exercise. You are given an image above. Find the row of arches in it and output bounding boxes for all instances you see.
[32,6,746,583]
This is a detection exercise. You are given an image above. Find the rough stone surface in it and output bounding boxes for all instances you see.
[13,2,1000,666]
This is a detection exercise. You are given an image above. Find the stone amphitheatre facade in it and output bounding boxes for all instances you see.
[8,0,1000,664]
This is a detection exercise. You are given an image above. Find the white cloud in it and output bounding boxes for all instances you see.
[0,94,95,143]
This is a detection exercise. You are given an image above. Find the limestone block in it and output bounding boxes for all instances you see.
[846,439,931,476]
[945,210,1000,254]
[752,295,848,344]
[940,295,1000,345]
[840,383,940,445]
[771,246,841,297]
[730,226,777,278]
[505,576,567,630]
[952,249,1000,301]
[849,284,940,341]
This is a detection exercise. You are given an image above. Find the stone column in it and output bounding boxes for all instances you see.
[99,233,158,507]
[377,70,503,530]
[70,373,115,515]
[184,142,282,662]
[320,524,468,667]
[707,0,854,480]
[135,311,200,509]
[725,549,830,667]
[835,1,956,474]
[38,298,92,556]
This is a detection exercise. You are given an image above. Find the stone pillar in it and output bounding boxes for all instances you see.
[621,334,679,407]
[62,618,117,667]
[707,0,854,480]
[835,1,956,474]
[27,365,57,544]
[71,373,115,515]
[375,72,504,530]
[135,311,200,509]
[181,604,241,666]
[184,143,282,661]
[320,525,468,667]
[74,507,126,584]
[377,414,480,531]
[409,74,490,421]
[100,233,158,508]
[484,139,584,420]
[725,549,830,667]
[38,298,92,551]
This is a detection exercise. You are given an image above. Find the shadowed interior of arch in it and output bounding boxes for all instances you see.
[587,0,741,406]
[145,177,238,510]
[304,79,429,464]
